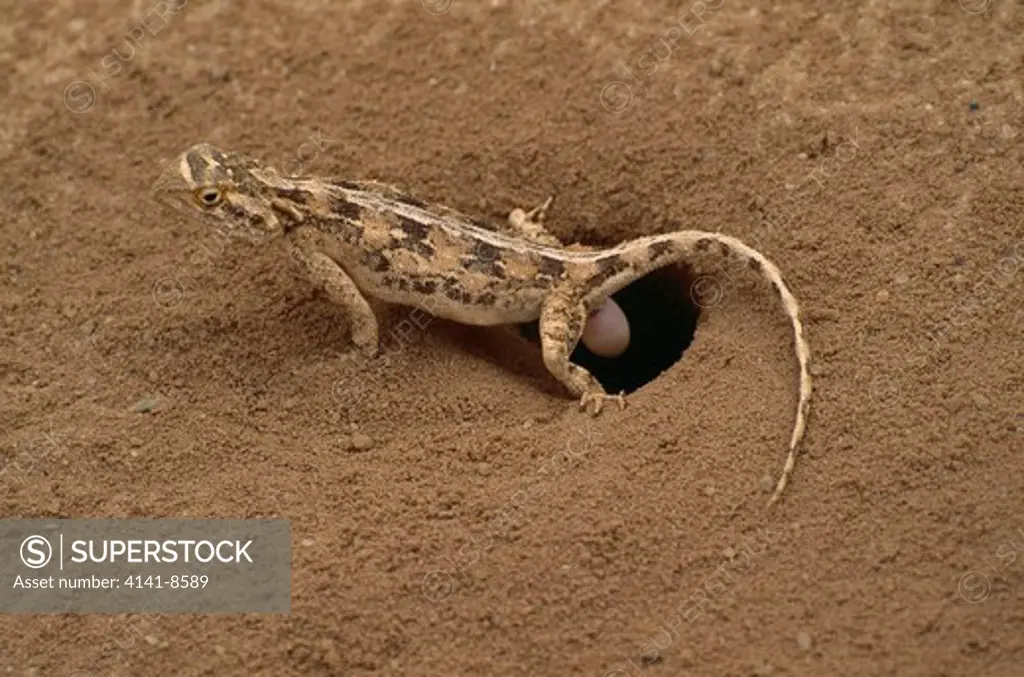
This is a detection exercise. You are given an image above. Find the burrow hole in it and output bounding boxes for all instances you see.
[518,263,703,395]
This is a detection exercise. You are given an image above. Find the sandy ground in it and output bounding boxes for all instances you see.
[2,0,1023,675]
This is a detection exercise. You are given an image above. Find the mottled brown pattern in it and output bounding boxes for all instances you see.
[154,142,813,507]
[588,255,628,286]
[365,250,390,272]
[412,279,438,295]
[276,187,310,204]
[330,196,363,220]
[399,216,431,241]
[473,240,502,263]
[537,256,566,278]
[460,255,505,279]
[394,193,429,208]
[646,240,674,259]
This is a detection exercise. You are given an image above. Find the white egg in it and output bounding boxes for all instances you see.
[581,298,630,358]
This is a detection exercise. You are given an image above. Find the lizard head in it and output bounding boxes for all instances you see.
[152,143,289,241]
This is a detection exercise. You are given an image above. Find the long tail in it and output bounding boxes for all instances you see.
[582,231,812,506]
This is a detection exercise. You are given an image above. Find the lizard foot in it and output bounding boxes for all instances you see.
[351,329,380,360]
[578,391,627,416]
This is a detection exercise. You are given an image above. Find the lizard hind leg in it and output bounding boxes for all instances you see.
[539,292,626,416]
[507,196,564,247]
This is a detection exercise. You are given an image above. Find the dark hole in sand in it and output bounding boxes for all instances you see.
[518,264,701,395]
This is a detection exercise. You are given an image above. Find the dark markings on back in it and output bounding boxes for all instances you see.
[591,255,624,285]
[647,240,673,259]
[475,291,498,306]
[337,180,362,190]
[537,257,566,278]
[748,257,763,273]
[412,279,438,295]
[443,286,473,304]
[276,188,309,204]
[460,256,505,279]
[395,193,428,208]
[695,237,712,252]
[411,241,436,259]
[329,196,363,220]
[400,217,431,241]
[383,276,421,294]
[395,216,435,258]
[471,217,496,231]
[718,241,732,258]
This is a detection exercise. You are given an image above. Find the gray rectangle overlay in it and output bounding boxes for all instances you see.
[1,519,290,613]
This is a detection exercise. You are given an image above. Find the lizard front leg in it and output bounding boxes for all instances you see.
[539,292,627,416]
[288,241,380,358]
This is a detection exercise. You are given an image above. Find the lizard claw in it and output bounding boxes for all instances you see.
[352,333,380,359]
[579,391,627,416]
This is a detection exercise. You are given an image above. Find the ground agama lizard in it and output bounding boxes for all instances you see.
[152,143,812,506]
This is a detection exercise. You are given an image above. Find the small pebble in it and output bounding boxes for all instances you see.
[797,631,813,650]
[351,433,374,451]
[759,474,775,493]
[969,100,979,111]
[894,272,910,285]
[132,397,159,413]
[723,547,737,559]
[971,392,991,408]
[807,308,841,322]
[208,65,231,82]
[876,290,890,302]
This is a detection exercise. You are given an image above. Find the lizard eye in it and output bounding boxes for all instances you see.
[194,187,223,207]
